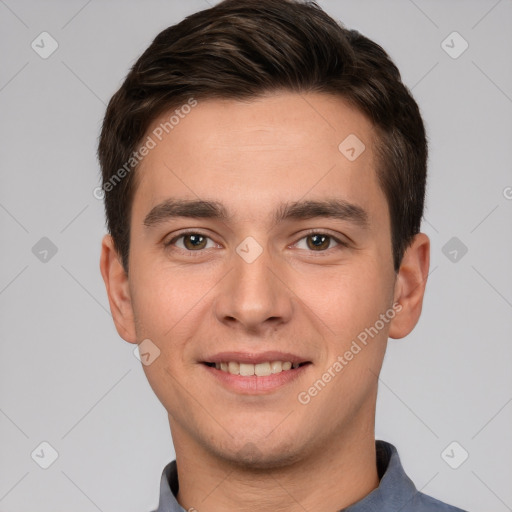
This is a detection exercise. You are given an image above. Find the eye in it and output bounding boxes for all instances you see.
[293,231,347,252]
[165,231,217,252]
[164,230,348,255]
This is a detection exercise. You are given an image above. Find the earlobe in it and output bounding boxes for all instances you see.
[388,233,430,340]
[99,234,138,344]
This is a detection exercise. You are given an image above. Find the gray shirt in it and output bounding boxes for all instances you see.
[151,440,467,511]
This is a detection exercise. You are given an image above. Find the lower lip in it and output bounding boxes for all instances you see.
[202,363,311,394]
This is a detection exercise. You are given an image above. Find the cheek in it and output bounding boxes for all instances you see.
[129,262,217,376]
[130,281,174,337]
[129,258,209,335]
[295,262,392,340]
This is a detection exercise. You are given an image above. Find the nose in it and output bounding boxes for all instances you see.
[213,242,293,334]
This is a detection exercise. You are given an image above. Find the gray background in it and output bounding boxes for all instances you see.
[1,0,511,511]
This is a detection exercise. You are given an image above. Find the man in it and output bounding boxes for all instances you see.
[98,0,467,510]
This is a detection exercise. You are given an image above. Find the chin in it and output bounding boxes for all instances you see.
[212,437,304,471]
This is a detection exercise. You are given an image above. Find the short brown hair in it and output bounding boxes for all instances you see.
[98,0,427,273]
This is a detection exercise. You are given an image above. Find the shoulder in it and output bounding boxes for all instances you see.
[410,490,469,511]
[374,440,468,512]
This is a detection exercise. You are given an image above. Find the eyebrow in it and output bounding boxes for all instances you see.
[143,198,369,230]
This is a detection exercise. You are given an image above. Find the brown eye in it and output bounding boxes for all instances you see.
[295,232,343,252]
[165,232,214,252]
[181,234,208,250]
[306,233,331,251]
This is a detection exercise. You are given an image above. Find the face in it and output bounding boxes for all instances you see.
[101,91,429,468]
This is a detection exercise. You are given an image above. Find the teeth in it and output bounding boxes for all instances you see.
[255,362,271,376]
[228,361,240,375]
[270,361,282,373]
[212,361,303,376]
[240,363,254,376]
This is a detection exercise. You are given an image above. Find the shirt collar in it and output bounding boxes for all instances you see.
[152,440,418,512]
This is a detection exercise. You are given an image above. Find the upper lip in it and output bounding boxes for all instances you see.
[202,351,311,365]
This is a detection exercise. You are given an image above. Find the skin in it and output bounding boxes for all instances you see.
[100,91,430,512]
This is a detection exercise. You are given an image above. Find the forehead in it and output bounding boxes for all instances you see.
[132,91,386,228]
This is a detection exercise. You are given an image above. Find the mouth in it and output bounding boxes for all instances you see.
[200,353,312,394]
[202,360,311,376]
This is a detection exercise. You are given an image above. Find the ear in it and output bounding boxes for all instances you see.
[388,232,430,339]
[99,234,137,344]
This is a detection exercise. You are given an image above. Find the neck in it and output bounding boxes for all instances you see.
[172,421,380,512]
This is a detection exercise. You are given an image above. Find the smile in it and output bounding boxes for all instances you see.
[204,361,310,376]
[202,360,312,394]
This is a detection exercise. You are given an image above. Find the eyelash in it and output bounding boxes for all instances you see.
[164,229,349,256]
